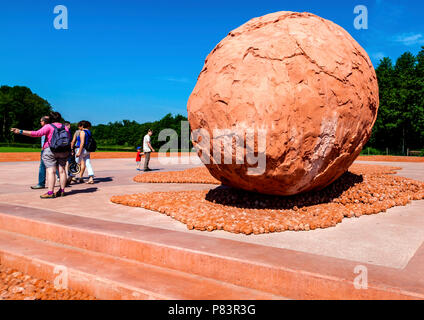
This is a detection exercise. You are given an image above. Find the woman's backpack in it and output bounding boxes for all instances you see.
[49,124,71,153]
[84,130,97,152]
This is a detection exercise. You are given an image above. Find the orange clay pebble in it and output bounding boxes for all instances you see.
[110,164,424,235]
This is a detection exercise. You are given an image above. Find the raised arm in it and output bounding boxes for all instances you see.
[10,125,50,138]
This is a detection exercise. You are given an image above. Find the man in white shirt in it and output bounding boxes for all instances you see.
[143,129,155,171]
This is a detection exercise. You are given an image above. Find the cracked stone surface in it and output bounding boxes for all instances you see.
[187,11,379,195]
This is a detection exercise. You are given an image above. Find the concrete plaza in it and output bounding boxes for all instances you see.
[0,156,423,299]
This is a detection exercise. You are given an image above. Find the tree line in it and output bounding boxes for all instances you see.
[0,85,188,150]
[367,46,424,154]
[1,47,423,153]
[91,114,189,150]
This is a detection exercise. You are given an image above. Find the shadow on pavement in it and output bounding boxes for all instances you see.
[66,187,98,195]
[205,171,363,210]
[93,177,113,183]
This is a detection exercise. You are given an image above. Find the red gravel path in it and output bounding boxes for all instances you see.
[0,152,195,162]
[1,152,423,162]
[357,155,424,162]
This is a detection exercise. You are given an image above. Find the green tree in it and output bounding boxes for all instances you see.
[90,113,190,150]
[371,57,396,149]
[393,52,417,153]
[0,86,52,143]
[415,46,424,144]
[368,49,424,154]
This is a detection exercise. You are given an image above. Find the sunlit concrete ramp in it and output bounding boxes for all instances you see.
[0,157,423,299]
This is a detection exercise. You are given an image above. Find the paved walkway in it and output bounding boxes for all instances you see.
[0,157,423,272]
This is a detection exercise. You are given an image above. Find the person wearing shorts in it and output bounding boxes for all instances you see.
[11,111,70,199]
[64,121,73,186]
[73,120,94,184]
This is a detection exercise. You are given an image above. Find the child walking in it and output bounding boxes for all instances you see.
[136,147,143,171]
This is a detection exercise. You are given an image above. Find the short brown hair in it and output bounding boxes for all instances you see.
[41,116,50,124]
[49,111,62,123]
[78,120,91,129]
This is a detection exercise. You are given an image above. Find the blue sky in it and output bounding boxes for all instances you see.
[0,0,423,124]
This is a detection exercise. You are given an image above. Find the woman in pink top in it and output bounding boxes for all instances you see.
[11,112,71,199]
